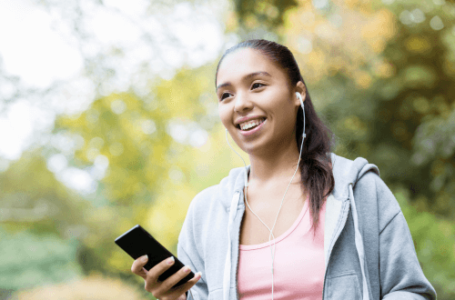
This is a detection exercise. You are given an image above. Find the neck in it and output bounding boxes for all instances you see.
[247,137,302,187]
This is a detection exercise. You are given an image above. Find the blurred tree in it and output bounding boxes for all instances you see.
[0,152,87,294]
[232,0,455,216]
[313,0,455,217]
[232,0,298,38]
[14,274,144,300]
[0,228,81,291]
[394,186,455,298]
[0,151,88,236]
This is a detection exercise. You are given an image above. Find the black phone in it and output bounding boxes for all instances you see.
[115,224,195,288]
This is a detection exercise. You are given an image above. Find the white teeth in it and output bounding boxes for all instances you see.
[239,118,265,131]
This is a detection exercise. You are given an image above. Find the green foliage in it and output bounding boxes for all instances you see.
[0,151,90,294]
[279,0,455,217]
[394,186,455,298]
[0,228,81,290]
[14,275,145,300]
[342,0,455,217]
[0,151,89,237]
[233,0,298,35]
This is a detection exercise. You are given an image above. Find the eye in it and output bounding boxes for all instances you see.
[220,92,231,101]
[252,82,265,89]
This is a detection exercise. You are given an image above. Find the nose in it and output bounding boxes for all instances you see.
[233,92,253,113]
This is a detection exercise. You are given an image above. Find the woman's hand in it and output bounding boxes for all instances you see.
[131,255,201,300]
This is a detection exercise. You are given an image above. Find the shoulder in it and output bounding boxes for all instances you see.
[357,171,400,211]
[178,184,221,248]
[330,152,397,224]
[355,171,402,231]
[186,166,246,218]
[187,184,220,214]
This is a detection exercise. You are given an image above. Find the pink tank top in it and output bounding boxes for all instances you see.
[237,196,326,299]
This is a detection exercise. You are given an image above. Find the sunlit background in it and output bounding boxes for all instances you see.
[1,0,454,299]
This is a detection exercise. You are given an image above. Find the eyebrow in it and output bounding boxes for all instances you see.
[216,71,271,91]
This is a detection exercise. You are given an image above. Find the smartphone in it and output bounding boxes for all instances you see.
[115,224,195,288]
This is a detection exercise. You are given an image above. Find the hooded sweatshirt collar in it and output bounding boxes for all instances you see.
[222,152,380,210]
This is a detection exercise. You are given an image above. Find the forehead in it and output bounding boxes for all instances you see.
[216,48,286,85]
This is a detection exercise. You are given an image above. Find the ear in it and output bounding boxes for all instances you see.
[293,81,307,107]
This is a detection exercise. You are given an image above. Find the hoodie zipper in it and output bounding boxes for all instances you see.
[321,199,351,300]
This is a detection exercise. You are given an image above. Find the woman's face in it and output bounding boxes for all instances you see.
[216,48,303,155]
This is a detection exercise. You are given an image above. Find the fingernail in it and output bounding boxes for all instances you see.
[183,266,191,273]
[196,271,202,278]
[167,256,175,265]
[141,255,148,262]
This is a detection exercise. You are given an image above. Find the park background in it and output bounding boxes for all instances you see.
[0,0,454,299]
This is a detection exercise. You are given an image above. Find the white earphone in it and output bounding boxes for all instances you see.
[296,92,306,139]
[297,91,304,108]
[224,91,306,300]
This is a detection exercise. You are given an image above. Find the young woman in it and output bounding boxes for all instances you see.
[131,39,436,300]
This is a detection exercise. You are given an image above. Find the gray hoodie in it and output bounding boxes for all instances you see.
[178,153,437,300]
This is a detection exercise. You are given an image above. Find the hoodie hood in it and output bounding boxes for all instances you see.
[330,152,380,200]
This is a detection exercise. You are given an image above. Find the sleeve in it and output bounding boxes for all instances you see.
[177,199,209,300]
[375,177,437,300]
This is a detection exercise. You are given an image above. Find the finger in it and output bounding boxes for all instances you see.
[168,272,202,299]
[153,265,192,295]
[144,256,176,289]
[131,255,149,279]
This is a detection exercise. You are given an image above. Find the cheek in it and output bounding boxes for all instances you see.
[263,87,288,108]
[218,105,231,128]
[268,98,297,128]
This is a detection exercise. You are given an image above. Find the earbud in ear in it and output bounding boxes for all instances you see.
[296,92,306,139]
[296,92,304,109]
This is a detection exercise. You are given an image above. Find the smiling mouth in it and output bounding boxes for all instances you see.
[237,118,266,131]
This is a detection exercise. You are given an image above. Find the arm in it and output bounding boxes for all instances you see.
[375,177,437,299]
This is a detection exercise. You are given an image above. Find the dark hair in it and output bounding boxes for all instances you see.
[215,39,335,230]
